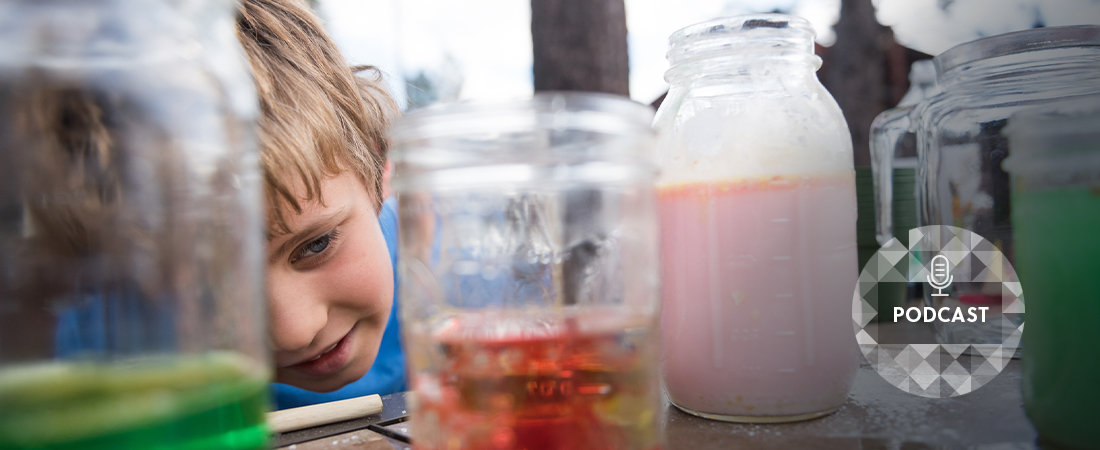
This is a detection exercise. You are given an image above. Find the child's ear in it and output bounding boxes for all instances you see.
[381,159,392,200]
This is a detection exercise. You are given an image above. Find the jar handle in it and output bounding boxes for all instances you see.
[870,111,900,246]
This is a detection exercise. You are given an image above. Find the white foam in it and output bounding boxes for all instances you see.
[655,83,853,185]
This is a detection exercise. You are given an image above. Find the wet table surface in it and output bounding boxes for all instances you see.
[663,359,1034,449]
[276,323,1039,450]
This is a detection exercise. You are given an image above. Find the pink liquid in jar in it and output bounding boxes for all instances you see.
[658,174,860,422]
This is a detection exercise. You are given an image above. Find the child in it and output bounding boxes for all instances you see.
[235,0,404,409]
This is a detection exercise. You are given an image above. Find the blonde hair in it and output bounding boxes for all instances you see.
[235,0,396,235]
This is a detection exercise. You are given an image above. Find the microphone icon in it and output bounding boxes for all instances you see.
[927,254,953,297]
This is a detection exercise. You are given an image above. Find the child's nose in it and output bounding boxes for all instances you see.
[268,275,328,353]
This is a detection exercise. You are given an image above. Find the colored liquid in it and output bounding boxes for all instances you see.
[0,352,269,450]
[658,175,860,420]
[408,311,661,450]
[1015,185,1100,450]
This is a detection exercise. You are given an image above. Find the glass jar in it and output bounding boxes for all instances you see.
[1003,96,1100,450]
[653,14,859,423]
[871,59,940,246]
[907,26,1100,348]
[0,1,267,449]
[868,60,942,321]
[392,93,663,450]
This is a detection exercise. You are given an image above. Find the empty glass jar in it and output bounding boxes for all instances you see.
[904,26,1100,348]
[392,93,663,450]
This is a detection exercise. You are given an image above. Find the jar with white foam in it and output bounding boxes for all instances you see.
[653,13,859,423]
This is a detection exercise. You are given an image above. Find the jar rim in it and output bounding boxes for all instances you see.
[666,14,816,66]
[668,14,814,45]
[935,25,1100,77]
[390,92,657,192]
[390,92,654,146]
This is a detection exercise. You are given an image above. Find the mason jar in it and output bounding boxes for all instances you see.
[653,14,859,423]
[910,26,1100,349]
[392,93,663,450]
[1004,96,1100,450]
[0,1,267,449]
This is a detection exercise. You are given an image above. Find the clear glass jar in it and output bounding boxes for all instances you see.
[867,60,942,322]
[1003,96,1100,450]
[908,26,1100,348]
[653,14,859,423]
[0,1,267,449]
[871,59,940,246]
[391,93,663,450]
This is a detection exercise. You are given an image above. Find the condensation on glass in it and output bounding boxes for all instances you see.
[391,93,663,450]
[653,14,859,423]
[0,1,268,449]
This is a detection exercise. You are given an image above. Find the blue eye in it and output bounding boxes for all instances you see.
[292,229,340,264]
[305,235,330,254]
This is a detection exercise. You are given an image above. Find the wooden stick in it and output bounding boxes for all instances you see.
[267,394,383,434]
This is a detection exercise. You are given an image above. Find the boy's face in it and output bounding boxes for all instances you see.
[266,172,393,392]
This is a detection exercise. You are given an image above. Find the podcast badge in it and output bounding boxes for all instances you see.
[851,226,1025,398]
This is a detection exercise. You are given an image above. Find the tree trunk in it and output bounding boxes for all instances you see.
[531,0,629,306]
[530,0,629,96]
[822,0,893,167]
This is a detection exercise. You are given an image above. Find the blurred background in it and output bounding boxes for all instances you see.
[306,0,1100,166]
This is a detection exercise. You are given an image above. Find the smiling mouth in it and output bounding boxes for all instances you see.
[306,341,340,362]
[288,324,358,378]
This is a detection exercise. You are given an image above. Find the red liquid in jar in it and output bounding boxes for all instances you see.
[409,312,661,450]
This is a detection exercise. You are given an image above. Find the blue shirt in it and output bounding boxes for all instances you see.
[272,197,406,409]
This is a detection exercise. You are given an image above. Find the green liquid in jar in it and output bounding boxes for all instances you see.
[0,352,270,450]
[1014,185,1100,450]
